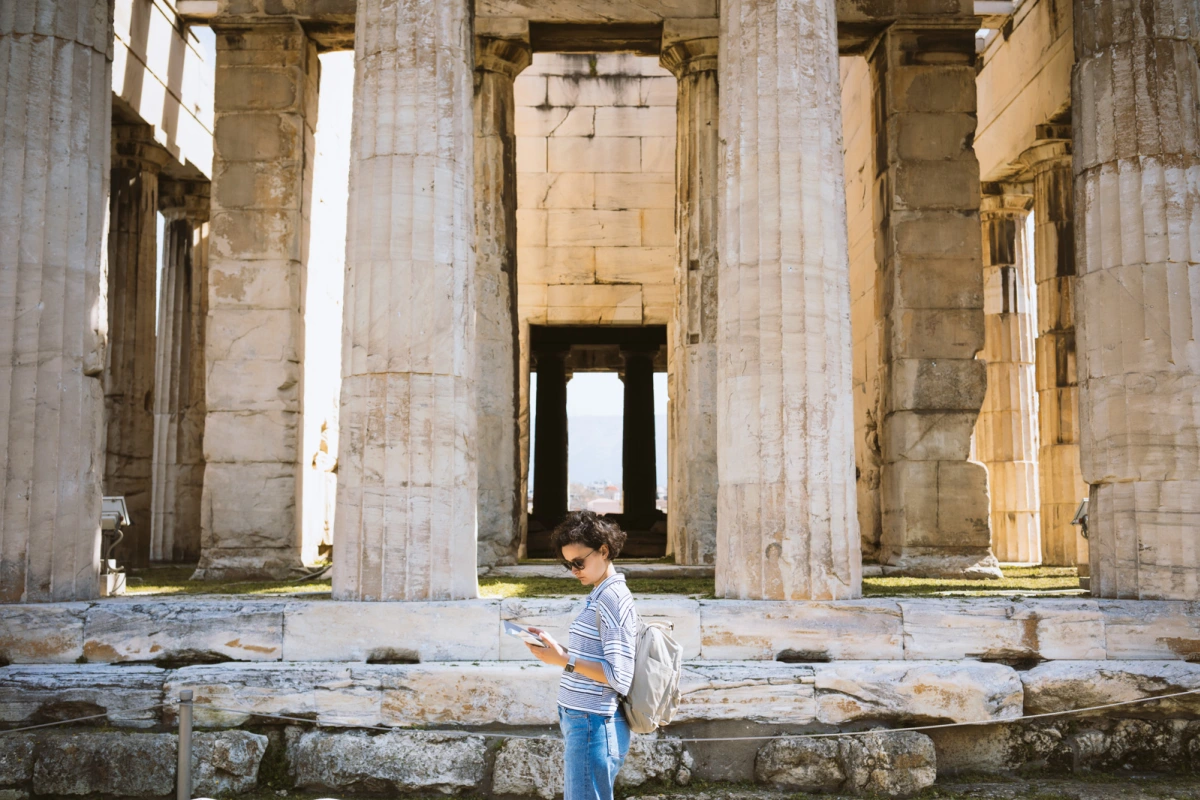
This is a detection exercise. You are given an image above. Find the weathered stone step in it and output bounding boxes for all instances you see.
[1,597,1197,665]
[7,660,1199,733]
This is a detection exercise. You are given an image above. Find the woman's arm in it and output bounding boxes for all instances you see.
[523,629,611,686]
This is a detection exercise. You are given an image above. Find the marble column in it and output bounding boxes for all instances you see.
[105,125,168,569]
[1073,0,1200,600]
[622,346,658,530]
[1023,140,1090,567]
[531,347,570,529]
[0,0,111,602]
[150,181,209,563]
[199,21,318,580]
[662,34,718,566]
[870,25,1001,579]
[976,193,1041,563]
[716,0,860,600]
[475,36,530,568]
[333,0,478,601]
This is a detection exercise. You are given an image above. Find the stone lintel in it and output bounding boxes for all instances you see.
[185,2,979,55]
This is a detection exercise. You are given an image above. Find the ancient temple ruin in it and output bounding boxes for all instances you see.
[0,0,1198,795]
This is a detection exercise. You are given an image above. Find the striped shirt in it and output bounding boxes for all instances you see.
[557,572,638,716]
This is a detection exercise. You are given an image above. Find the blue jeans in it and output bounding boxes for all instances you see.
[558,705,630,800]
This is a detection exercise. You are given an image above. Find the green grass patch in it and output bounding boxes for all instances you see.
[862,566,1082,598]
[124,565,1080,600]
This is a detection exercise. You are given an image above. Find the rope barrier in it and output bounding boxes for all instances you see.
[2,687,1199,743]
[0,703,168,735]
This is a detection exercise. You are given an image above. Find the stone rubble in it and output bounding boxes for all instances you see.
[493,735,693,798]
[286,730,488,794]
[755,732,937,797]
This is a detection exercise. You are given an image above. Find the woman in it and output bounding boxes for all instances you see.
[525,510,639,800]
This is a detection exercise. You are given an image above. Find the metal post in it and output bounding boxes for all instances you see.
[177,690,193,800]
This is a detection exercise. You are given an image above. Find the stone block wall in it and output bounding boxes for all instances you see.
[514,53,677,328]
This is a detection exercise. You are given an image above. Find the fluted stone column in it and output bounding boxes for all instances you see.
[662,34,718,566]
[199,21,318,580]
[1023,140,1090,567]
[475,36,530,568]
[531,347,570,530]
[106,125,169,569]
[150,181,209,563]
[870,25,1001,579]
[976,193,1041,563]
[622,346,658,530]
[333,0,478,601]
[1073,0,1200,600]
[0,0,111,602]
[716,0,860,600]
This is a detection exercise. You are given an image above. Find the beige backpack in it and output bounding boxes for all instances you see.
[598,611,683,733]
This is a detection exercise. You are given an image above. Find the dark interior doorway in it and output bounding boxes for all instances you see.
[528,325,668,558]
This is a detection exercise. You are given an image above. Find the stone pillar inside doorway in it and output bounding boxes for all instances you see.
[531,347,570,532]
[1021,138,1089,568]
[621,346,658,531]
[106,125,169,569]
[151,181,210,564]
[1073,0,1200,600]
[475,35,531,568]
[869,24,1001,579]
[198,21,318,580]
[716,0,861,600]
[662,26,718,566]
[0,0,112,602]
[975,192,1041,564]
[333,0,478,601]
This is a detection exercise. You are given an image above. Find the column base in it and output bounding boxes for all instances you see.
[1088,480,1200,601]
[192,549,305,581]
[880,549,1003,580]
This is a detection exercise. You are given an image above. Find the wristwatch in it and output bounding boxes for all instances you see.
[564,653,578,673]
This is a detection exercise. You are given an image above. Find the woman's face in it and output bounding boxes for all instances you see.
[561,542,609,586]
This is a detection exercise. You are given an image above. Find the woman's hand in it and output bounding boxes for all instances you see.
[525,627,568,668]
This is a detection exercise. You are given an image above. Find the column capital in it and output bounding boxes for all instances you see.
[112,124,170,173]
[475,36,531,79]
[1017,138,1071,174]
[660,37,717,79]
[159,180,211,224]
[979,191,1033,219]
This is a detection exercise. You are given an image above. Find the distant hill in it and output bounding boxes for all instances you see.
[530,414,668,489]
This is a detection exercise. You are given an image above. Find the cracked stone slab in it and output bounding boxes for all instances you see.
[0,605,87,664]
[677,662,816,724]
[0,665,165,729]
[899,598,1106,661]
[82,601,284,663]
[282,601,502,661]
[699,600,904,660]
[814,661,1023,725]
[1100,601,1200,660]
[1022,661,1200,718]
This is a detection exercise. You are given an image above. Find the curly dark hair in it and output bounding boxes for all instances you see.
[550,510,628,561]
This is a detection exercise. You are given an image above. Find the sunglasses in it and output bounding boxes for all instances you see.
[561,548,597,572]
